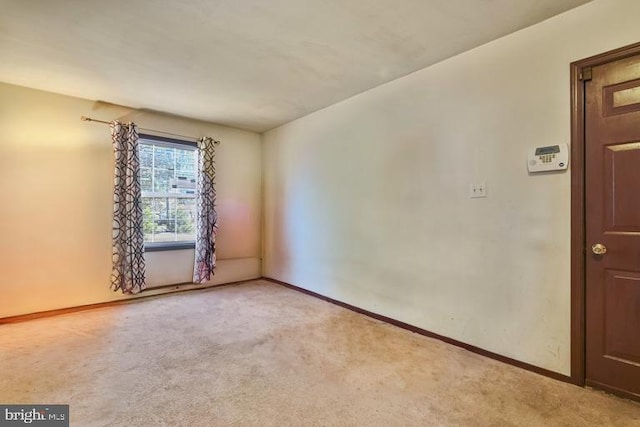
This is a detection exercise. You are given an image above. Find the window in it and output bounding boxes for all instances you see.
[139,135,198,250]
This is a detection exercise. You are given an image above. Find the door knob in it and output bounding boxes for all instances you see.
[591,243,607,255]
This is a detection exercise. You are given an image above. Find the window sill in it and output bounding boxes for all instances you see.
[145,242,195,252]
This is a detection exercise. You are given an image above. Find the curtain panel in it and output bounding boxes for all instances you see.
[110,121,146,294]
[193,137,218,283]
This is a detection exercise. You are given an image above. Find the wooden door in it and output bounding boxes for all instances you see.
[585,53,640,399]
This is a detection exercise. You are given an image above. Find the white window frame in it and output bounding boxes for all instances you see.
[139,134,198,252]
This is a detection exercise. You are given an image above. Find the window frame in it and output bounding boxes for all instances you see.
[138,133,199,252]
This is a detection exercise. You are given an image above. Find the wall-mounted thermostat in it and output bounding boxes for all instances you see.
[527,144,569,173]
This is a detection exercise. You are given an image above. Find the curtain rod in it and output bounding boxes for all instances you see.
[80,116,220,145]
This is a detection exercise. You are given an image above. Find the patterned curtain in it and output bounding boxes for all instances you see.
[193,137,219,283]
[110,121,146,294]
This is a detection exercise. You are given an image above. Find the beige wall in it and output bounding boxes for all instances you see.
[0,83,262,318]
[263,0,640,375]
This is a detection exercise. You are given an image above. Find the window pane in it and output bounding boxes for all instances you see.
[174,150,197,195]
[139,144,153,167]
[176,198,196,241]
[153,168,173,193]
[142,198,155,242]
[150,198,169,242]
[176,150,196,173]
[154,146,175,170]
[140,167,152,192]
[172,174,197,195]
[152,198,166,242]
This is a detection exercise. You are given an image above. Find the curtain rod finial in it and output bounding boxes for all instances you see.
[81,116,90,121]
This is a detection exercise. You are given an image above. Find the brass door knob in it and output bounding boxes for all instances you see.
[592,243,607,255]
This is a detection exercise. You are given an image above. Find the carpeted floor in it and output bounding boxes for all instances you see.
[0,279,638,426]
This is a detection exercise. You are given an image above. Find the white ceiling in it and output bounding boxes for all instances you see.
[0,0,591,133]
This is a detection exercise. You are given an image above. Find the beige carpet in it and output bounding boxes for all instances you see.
[1,280,638,426]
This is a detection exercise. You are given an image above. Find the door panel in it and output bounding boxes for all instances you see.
[603,270,640,365]
[603,142,640,230]
[585,53,640,398]
[603,77,640,116]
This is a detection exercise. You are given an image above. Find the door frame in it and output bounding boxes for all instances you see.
[570,41,640,387]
